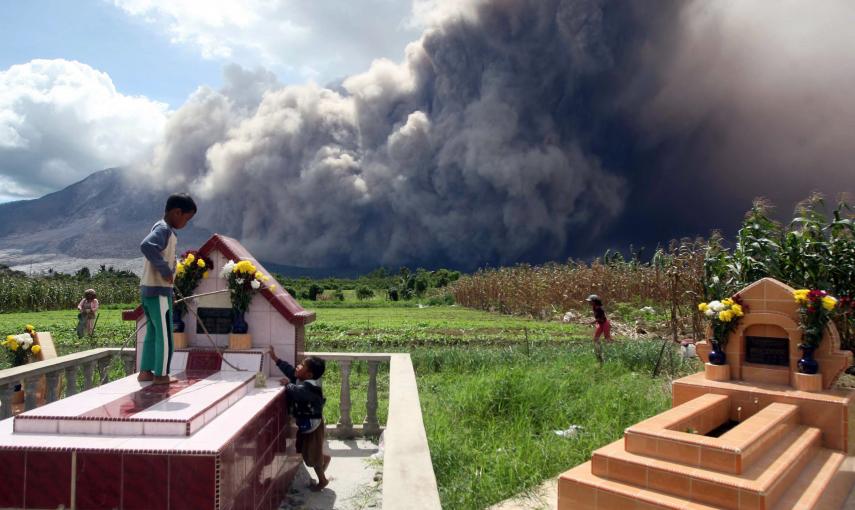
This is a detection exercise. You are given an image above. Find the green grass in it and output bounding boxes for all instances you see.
[3,305,696,509]
[305,305,591,347]
[0,309,136,369]
[412,342,691,508]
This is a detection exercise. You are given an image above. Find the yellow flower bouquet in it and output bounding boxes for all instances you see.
[173,250,213,332]
[3,324,40,367]
[219,259,276,334]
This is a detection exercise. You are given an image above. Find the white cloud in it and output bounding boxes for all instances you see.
[0,59,169,199]
[407,0,484,28]
[109,0,422,83]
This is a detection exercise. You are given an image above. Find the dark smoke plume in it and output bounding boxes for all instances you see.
[141,0,855,269]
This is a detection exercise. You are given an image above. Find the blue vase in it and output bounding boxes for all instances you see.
[798,345,819,374]
[173,308,185,333]
[232,310,249,334]
[708,340,727,365]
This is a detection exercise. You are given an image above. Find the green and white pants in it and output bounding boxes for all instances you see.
[140,295,174,376]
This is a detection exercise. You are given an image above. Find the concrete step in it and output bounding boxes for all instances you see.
[774,449,853,509]
[558,462,721,510]
[592,426,821,509]
[625,401,799,474]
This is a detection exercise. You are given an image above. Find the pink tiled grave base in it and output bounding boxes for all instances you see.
[14,370,256,436]
[0,383,299,510]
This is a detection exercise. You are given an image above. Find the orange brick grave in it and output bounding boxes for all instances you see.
[558,278,855,509]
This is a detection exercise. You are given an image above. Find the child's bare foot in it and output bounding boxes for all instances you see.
[309,478,329,492]
[137,371,154,382]
[151,375,177,385]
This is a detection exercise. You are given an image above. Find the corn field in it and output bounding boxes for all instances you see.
[0,276,139,312]
[452,194,855,349]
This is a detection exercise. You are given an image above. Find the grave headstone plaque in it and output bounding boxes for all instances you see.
[745,335,789,366]
[197,307,233,335]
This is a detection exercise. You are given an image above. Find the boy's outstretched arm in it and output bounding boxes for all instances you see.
[268,346,297,381]
[140,225,173,280]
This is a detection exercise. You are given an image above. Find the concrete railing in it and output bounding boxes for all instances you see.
[0,348,136,419]
[304,352,442,510]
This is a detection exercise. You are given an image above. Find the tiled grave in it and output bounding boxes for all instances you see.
[0,350,300,510]
[0,236,316,509]
[558,278,855,509]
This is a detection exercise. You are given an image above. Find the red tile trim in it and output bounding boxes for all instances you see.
[123,234,317,326]
[199,234,316,326]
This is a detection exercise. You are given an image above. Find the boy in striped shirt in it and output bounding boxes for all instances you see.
[138,193,196,385]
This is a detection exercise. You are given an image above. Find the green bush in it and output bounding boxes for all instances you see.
[356,286,375,300]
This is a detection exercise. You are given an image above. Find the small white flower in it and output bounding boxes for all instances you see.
[709,300,724,312]
[236,278,245,285]
[251,280,261,290]
[705,309,715,317]
[220,260,236,278]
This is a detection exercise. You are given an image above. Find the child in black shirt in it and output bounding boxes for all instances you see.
[268,346,330,491]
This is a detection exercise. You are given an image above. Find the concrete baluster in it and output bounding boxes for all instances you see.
[364,360,381,436]
[23,375,40,410]
[82,361,96,390]
[338,359,354,437]
[44,371,60,404]
[121,352,136,376]
[0,383,15,419]
[96,357,111,386]
[64,366,78,397]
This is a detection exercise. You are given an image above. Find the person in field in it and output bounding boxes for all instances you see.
[137,193,196,385]
[586,294,612,363]
[268,346,331,491]
[76,288,99,337]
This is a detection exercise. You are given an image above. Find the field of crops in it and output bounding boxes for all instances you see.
[305,305,597,348]
[0,274,139,313]
[451,196,855,347]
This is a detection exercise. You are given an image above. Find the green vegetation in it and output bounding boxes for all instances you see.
[0,309,136,369]
[277,266,460,302]
[0,265,139,313]
[305,305,591,348]
[452,194,855,347]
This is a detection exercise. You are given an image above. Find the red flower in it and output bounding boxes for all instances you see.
[732,293,750,312]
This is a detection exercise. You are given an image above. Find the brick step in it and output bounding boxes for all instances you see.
[592,426,821,509]
[625,400,799,474]
[558,462,721,510]
[774,450,853,509]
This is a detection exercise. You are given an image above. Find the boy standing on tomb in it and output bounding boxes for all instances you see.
[268,346,331,491]
[137,193,197,385]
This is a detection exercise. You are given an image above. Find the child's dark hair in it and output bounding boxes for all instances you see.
[302,356,326,379]
[165,193,197,213]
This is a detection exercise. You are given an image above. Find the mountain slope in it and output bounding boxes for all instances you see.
[0,168,212,261]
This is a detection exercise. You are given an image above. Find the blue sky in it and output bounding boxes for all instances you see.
[0,0,434,201]
[0,0,222,108]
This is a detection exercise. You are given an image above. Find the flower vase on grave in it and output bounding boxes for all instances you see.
[229,310,252,350]
[173,308,186,333]
[797,344,819,374]
[232,310,248,334]
[708,339,727,365]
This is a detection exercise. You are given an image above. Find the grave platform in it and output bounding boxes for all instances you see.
[558,278,855,509]
[0,350,300,510]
